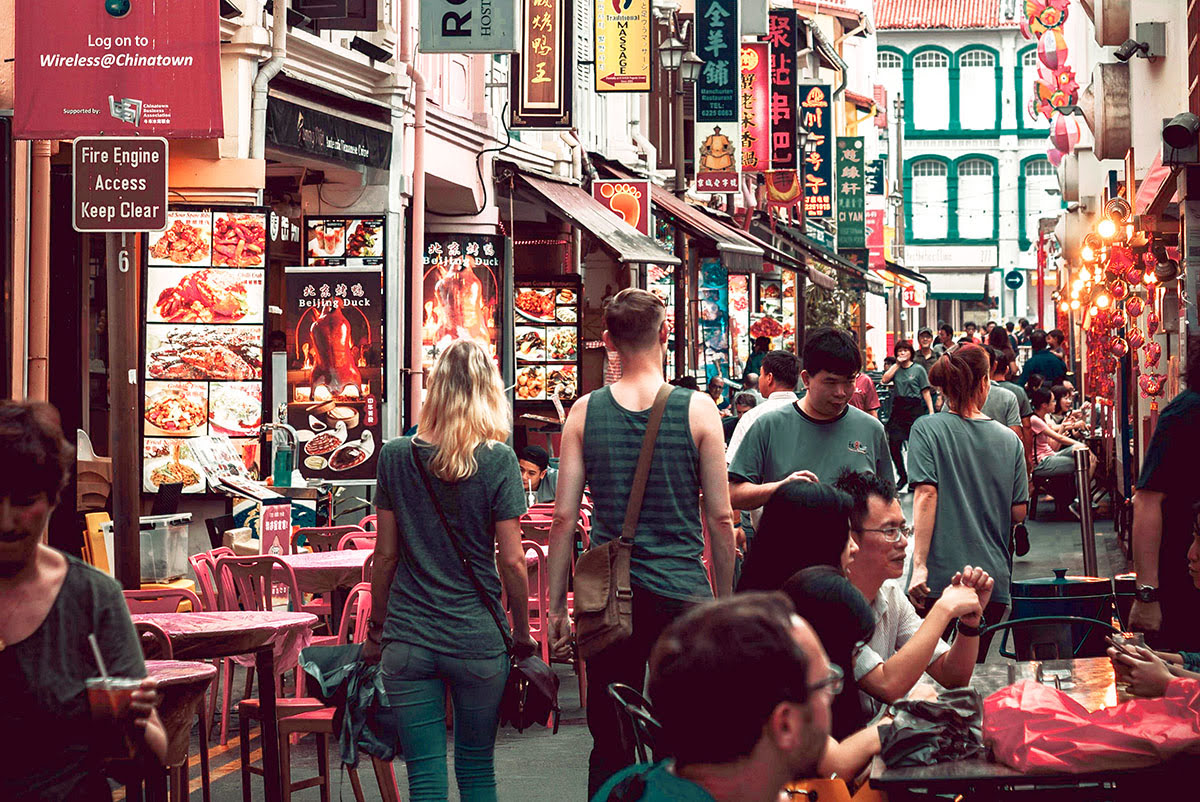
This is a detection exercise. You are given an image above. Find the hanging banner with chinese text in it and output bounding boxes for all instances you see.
[866,158,886,195]
[739,43,770,173]
[695,0,741,192]
[764,9,798,171]
[511,0,573,128]
[594,0,652,92]
[798,83,833,219]
[836,137,865,249]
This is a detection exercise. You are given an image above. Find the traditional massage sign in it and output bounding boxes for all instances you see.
[140,206,269,495]
[592,179,651,236]
[283,267,383,484]
[695,0,741,192]
[594,0,652,92]
[798,83,833,219]
[836,137,866,249]
[511,0,573,128]
[14,0,224,139]
[739,43,770,173]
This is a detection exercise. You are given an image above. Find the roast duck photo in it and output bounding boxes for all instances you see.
[307,299,363,398]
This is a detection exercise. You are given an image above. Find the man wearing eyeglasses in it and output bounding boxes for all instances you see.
[834,470,992,718]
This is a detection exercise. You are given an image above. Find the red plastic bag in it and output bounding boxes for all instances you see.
[984,678,1200,773]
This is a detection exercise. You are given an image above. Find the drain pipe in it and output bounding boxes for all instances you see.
[249,0,288,159]
[26,140,51,400]
[400,0,427,425]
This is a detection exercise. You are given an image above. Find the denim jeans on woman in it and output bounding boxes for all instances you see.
[382,641,509,801]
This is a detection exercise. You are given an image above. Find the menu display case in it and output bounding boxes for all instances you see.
[421,234,504,373]
[514,276,582,406]
[141,206,269,494]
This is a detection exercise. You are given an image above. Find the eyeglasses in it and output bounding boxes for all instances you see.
[858,524,913,543]
[808,663,844,696]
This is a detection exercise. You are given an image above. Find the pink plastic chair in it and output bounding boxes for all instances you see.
[357,514,378,531]
[338,531,377,550]
[123,587,204,614]
[292,525,365,553]
[362,553,374,584]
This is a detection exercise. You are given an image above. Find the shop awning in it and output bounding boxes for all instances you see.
[748,219,839,290]
[516,173,680,266]
[926,269,989,300]
[775,220,884,291]
[885,260,930,286]
[1135,153,1177,218]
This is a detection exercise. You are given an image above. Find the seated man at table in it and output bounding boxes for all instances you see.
[835,469,992,719]
[517,445,558,504]
[592,594,833,801]
[0,400,167,800]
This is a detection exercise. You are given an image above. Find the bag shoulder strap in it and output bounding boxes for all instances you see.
[619,384,674,544]
[411,444,513,653]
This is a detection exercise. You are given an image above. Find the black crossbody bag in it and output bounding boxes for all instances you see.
[411,446,560,733]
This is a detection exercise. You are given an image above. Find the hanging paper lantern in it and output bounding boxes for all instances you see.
[1047,147,1064,166]
[1025,0,1070,37]
[1127,328,1146,350]
[1108,309,1126,328]
[1038,29,1069,70]
[1123,264,1144,284]
[1110,337,1129,358]
[1049,113,1081,152]
[1147,309,1161,336]
[1144,341,1162,367]
[1126,296,1145,317]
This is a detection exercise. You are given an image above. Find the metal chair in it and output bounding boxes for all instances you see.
[123,587,203,614]
[607,683,661,765]
[982,615,1123,661]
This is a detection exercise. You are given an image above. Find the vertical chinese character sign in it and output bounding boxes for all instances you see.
[695,0,741,193]
[764,10,797,171]
[511,0,573,127]
[595,0,651,92]
[867,207,886,271]
[836,137,865,249]
[798,83,832,219]
[739,43,770,173]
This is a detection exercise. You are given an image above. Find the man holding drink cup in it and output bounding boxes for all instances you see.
[0,401,166,799]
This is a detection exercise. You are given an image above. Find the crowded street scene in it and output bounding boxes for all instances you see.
[5,0,1200,799]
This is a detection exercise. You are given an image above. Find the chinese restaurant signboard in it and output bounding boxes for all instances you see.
[511,0,572,128]
[140,206,269,495]
[764,10,798,172]
[739,43,770,173]
[513,277,582,407]
[592,179,651,236]
[283,265,384,483]
[421,234,504,373]
[15,0,223,139]
[419,0,521,53]
[267,97,391,170]
[836,137,866,249]
[798,83,833,219]
[594,0,652,92]
[867,158,886,195]
[695,0,741,192]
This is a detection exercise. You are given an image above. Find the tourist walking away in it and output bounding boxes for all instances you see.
[0,400,167,801]
[546,288,736,796]
[744,335,771,377]
[729,328,892,512]
[907,344,1028,653]
[726,350,802,462]
[880,340,933,491]
[836,469,990,717]
[592,594,834,802]
[995,353,1034,468]
[364,339,537,802]
[1129,337,1200,651]
[1018,329,1067,386]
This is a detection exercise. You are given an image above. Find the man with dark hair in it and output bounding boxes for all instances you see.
[726,350,801,463]
[729,329,892,511]
[981,347,1023,445]
[1129,335,1200,651]
[745,335,772,378]
[963,321,980,344]
[934,324,955,356]
[992,350,1034,471]
[1047,328,1067,361]
[1005,321,1018,350]
[835,470,991,718]
[724,393,757,444]
[593,594,833,801]
[1018,328,1067,386]
[914,328,938,373]
[548,288,737,796]
[517,445,558,504]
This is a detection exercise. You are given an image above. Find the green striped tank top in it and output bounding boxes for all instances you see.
[582,386,710,601]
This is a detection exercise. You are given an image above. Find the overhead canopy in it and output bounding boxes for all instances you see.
[776,221,885,291]
[885,260,931,287]
[926,269,989,300]
[515,172,680,266]
[749,219,839,290]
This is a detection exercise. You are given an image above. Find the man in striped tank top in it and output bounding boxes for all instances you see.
[547,288,737,797]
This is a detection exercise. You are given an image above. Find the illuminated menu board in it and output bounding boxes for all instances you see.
[514,276,582,406]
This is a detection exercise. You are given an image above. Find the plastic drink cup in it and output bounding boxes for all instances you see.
[85,677,142,759]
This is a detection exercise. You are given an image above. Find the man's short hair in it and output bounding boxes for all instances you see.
[1047,328,1065,345]
[1030,329,1048,351]
[965,321,977,330]
[986,346,1007,372]
[734,392,757,409]
[649,594,810,767]
[1006,321,1015,332]
[833,468,898,531]
[802,327,861,378]
[518,445,549,471]
[761,350,801,390]
[939,323,954,337]
[1018,318,1029,327]
[604,288,665,352]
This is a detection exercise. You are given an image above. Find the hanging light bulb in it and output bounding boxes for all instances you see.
[1070,298,1081,310]
[1059,301,1070,312]
[1125,223,1134,240]
[1097,217,1118,239]
[1094,290,1112,309]
[1144,270,1158,286]
[1081,244,1095,262]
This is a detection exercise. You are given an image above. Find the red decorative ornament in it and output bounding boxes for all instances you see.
[1109,280,1129,300]
[1107,245,1134,274]
[1147,309,1161,336]
[1110,337,1129,357]
[1125,296,1145,317]
[1144,340,1162,367]
[1139,373,1167,398]
[1108,309,1125,328]
[1124,265,1144,284]
[1127,328,1145,350]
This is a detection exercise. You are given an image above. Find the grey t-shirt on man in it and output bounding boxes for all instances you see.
[997,380,1033,418]
[907,413,1029,605]
[981,381,1021,428]
[728,402,894,488]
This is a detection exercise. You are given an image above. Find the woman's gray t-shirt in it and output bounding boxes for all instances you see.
[375,437,527,658]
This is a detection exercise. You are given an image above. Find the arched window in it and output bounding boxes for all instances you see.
[1024,159,1061,246]
[911,160,949,239]
[878,51,903,70]
[958,49,996,130]
[957,159,995,239]
[912,51,950,130]
[1022,49,1039,68]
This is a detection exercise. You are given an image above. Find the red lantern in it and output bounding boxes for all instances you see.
[1126,296,1145,317]
[1109,280,1129,300]
[1127,328,1145,349]
[1108,309,1126,328]
[1110,337,1129,357]
[1147,309,1161,336]
[1124,265,1144,284]
[1144,340,1162,367]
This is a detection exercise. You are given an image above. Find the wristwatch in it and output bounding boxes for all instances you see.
[1135,585,1160,603]
[956,616,986,638]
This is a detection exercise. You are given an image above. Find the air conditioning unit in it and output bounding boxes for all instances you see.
[1082,63,1130,160]
[1079,0,1131,47]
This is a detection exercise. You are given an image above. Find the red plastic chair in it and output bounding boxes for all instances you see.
[292,525,365,553]
[123,587,204,614]
[338,531,377,551]
[187,548,241,745]
[362,553,374,584]
[134,620,175,660]
[357,514,378,531]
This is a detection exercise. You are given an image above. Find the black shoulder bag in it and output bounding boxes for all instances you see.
[411,447,561,733]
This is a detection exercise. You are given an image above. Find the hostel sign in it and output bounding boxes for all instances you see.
[595,0,651,92]
[739,43,770,173]
[836,137,865,249]
[419,0,521,53]
[511,0,572,127]
[695,0,741,192]
[72,136,168,232]
[798,83,833,219]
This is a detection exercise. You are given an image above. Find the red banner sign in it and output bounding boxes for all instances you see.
[592,180,651,236]
[14,0,223,139]
[740,43,770,173]
[764,9,798,171]
[867,208,886,270]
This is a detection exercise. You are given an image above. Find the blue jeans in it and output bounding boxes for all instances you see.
[381,641,509,802]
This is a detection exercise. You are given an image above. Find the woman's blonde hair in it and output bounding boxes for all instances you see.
[418,339,510,481]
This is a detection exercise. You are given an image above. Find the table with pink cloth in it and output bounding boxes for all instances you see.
[130,611,318,802]
[276,549,370,594]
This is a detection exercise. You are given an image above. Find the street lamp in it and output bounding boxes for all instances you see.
[680,49,704,85]
[660,17,702,198]
[659,35,686,72]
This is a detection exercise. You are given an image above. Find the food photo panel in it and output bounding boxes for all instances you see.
[146,267,264,325]
[148,209,212,266]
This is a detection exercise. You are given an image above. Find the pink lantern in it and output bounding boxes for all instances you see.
[1047,147,1064,166]
[1049,113,1081,152]
[1126,295,1145,317]
[1127,328,1146,350]
[1038,29,1069,71]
